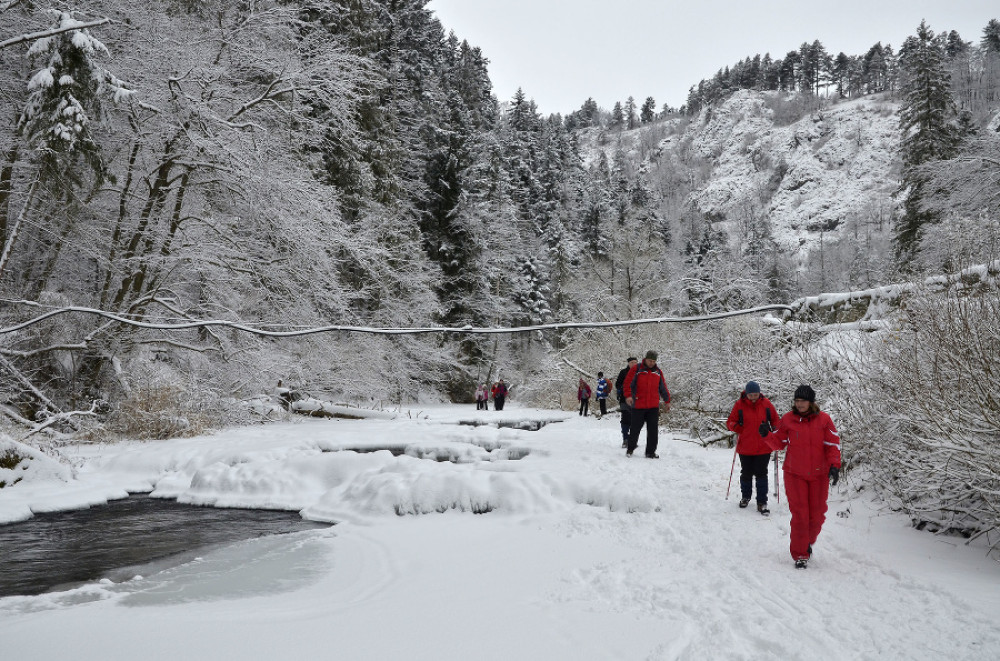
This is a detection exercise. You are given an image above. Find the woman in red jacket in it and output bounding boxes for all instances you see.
[726,381,780,515]
[764,385,841,569]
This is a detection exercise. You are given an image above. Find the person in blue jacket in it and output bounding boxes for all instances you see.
[595,372,610,418]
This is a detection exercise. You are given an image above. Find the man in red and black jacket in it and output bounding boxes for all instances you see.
[623,350,671,458]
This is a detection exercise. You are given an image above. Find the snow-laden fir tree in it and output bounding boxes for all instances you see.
[895,20,961,266]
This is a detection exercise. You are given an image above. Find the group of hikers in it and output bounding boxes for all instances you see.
[587,351,843,570]
[474,379,509,411]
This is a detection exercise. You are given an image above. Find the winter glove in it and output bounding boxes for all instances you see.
[829,466,840,486]
[758,421,771,437]
[737,410,744,427]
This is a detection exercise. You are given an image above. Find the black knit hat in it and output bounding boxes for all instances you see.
[644,350,658,361]
[793,384,816,402]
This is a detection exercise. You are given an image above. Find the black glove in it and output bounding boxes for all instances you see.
[737,410,744,427]
[829,466,840,486]
[758,421,771,437]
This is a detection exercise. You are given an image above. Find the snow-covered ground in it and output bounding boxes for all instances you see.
[2,405,999,660]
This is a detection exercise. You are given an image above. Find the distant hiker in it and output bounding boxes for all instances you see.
[492,379,509,411]
[577,378,592,416]
[615,357,638,448]
[475,384,489,410]
[595,372,610,418]
[763,384,842,569]
[726,381,780,515]
[623,351,671,458]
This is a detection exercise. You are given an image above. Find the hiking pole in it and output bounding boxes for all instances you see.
[773,451,780,504]
[725,445,738,499]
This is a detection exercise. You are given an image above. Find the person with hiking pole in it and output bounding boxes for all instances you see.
[763,385,842,569]
[726,381,780,515]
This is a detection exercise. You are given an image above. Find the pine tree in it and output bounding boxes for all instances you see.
[610,101,624,130]
[833,52,851,97]
[779,50,799,91]
[624,96,637,130]
[640,96,656,124]
[982,19,1000,53]
[895,20,960,266]
[1,10,131,281]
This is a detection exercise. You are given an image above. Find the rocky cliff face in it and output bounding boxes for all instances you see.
[587,91,903,271]
[684,91,901,261]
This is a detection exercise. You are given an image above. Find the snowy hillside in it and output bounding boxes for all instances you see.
[588,90,901,267]
[688,91,899,259]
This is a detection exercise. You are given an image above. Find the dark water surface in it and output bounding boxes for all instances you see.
[0,495,329,598]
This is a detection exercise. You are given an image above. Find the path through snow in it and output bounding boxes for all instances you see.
[1,406,998,660]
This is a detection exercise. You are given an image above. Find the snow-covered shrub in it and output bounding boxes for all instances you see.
[103,384,213,440]
[849,292,1000,550]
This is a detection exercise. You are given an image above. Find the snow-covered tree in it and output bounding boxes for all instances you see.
[0,9,131,282]
[895,20,960,266]
[640,96,656,124]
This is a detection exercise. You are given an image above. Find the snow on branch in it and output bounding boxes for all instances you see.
[0,301,794,337]
[0,17,109,51]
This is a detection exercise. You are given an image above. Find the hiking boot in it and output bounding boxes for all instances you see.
[794,558,808,569]
[757,503,770,515]
[625,450,633,457]
[738,498,750,508]
[645,453,659,459]
[621,441,627,448]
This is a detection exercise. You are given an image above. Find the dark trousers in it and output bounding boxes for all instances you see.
[627,408,660,456]
[620,402,631,441]
[739,453,771,503]
[579,398,589,416]
[598,398,607,416]
[494,396,505,411]
[476,399,488,410]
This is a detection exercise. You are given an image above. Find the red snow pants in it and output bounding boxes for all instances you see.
[783,471,830,560]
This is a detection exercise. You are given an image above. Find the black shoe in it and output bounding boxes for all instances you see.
[626,450,633,457]
[739,498,750,508]
[645,453,659,459]
[621,441,627,448]
[758,503,770,515]
[795,559,808,569]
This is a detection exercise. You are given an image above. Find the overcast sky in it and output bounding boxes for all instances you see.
[427,0,997,115]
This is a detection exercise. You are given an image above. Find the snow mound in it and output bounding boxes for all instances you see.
[0,435,74,522]
[0,436,73,488]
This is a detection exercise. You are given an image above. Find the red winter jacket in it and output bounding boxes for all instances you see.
[623,362,671,409]
[726,393,780,456]
[578,384,591,400]
[764,408,842,478]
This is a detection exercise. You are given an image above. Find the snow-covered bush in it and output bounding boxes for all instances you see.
[102,384,216,441]
[849,292,1000,549]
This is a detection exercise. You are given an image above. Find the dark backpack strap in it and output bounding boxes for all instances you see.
[766,407,772,424]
